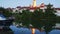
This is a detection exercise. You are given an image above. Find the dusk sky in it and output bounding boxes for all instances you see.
[0,0,60,8]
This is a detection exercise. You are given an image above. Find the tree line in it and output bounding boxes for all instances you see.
[0,4,60,34]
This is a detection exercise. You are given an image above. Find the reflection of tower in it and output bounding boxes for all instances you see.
[33,0,36,7]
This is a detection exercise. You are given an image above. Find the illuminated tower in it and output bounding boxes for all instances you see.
[33,0,36,7]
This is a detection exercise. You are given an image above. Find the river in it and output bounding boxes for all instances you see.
[10,25,60,34]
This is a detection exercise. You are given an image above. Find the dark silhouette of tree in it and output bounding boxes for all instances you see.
[19,4,57,34]
[13,13,21,23]
[31,9,44,30]
[30,4,57,34]
[56,16,60,23]
[11,4,58,34]
[43,4,57,34]
[21,9,32,27]
[0,7,12,17]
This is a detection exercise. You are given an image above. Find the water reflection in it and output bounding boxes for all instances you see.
[10,25,60,34]
[49,29,60,34]
[10,25,32,34]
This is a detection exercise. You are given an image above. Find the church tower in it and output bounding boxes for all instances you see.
[33,0,36,7]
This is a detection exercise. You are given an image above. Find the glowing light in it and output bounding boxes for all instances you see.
[32,28,35,34]
[33,0,36,7]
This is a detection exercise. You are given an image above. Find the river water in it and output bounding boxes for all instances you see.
[10,25,60,34]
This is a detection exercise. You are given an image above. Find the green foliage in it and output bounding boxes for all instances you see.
[17,4,57,34]
[13,13,21,23]
[0,4,59,34]
[21,10,32,27]
[43,4,57,34]
[31,9,44,28]
[0,7,12,17]
[56,16,60,23]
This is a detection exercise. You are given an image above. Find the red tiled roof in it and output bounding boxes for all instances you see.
[13,6,60,10]
[55,8,60,10]
[16,6,21,8]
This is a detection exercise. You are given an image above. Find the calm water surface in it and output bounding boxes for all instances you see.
[10,25,60,34]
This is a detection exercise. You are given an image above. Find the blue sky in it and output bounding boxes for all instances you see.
[0,0,60,8]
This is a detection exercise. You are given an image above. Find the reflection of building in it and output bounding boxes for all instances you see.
[55,23,60,28]
[53,23,60,29]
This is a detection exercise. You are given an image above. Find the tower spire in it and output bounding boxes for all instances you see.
[33,0,36,7]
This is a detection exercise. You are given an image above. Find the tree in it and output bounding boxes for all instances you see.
[31,9,44,34]
[0,7,12,17]
[21,9,32,27]
[43,4,57,34]
[20,9,44,34]
[15,4,57,34]
[30,4,57,34]
[56,16,60,23]
[31,9,44,30]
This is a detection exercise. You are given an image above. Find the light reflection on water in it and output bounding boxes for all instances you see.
[10,25,60,34]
